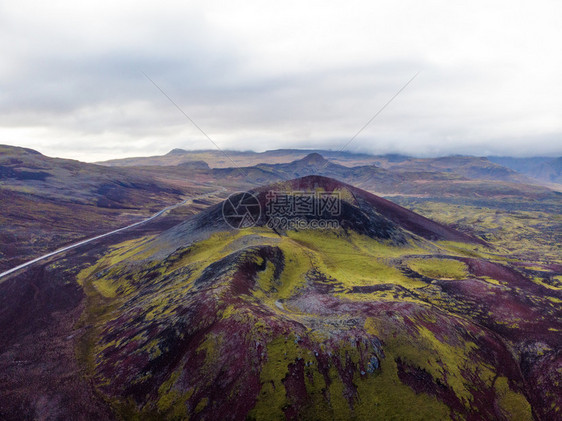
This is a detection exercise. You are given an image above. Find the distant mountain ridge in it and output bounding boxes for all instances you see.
[148,152,558,202]
[488,156,562,184]
[98,148,560,188]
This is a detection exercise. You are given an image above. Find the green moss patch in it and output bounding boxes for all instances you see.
[406,258,468,280]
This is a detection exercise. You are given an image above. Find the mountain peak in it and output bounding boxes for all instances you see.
[169,175,485,247]
[300,152,328,165]
[166,148,189,156]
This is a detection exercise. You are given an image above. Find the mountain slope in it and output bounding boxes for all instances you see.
[0,145,208,271]
[5,176,554,420]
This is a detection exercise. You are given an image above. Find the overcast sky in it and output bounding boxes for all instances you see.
[1,0,561,161]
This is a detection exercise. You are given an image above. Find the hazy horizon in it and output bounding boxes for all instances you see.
[1,0,561,161]
[4,143,559,163]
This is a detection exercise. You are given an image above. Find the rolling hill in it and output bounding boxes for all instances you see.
[0,145,213,271]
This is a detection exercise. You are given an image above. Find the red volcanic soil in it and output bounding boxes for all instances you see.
[0,261,114,420]
[434,275,562,420]
[0,174,559,420]
[0,213,188,420]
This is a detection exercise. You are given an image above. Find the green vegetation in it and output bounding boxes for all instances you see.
[287,229,428,290]
[250,333,452,421]
[495,377,533,420]
[406,258,468,280]
[73,200,555,420]
[406,201,561,264]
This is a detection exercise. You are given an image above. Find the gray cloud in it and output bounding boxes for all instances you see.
[1,0,561,161]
